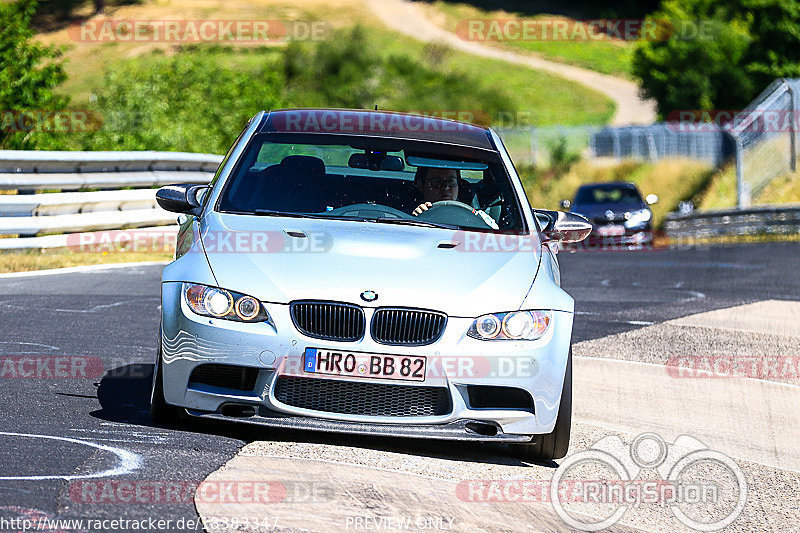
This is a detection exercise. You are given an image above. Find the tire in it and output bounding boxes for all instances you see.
[514,348,572,463]
[150,344,182,425]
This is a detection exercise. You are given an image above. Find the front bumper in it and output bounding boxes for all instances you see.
[187,408,532,442]
[160,282,574,437]
[578,227,653,249]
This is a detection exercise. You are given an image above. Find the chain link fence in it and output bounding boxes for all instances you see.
[727,78,800,206]
[590,124,733,166]
[495,123,733,169]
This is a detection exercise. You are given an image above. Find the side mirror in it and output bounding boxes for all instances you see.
[156,184,208,216]
[646,194,659,205]
[535,209,592,243]
[560,199,571,210]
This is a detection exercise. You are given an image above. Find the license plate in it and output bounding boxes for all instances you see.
[303,348,426,382]
[596,224,625,236]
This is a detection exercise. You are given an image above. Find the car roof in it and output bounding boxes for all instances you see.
[257,108,495,150]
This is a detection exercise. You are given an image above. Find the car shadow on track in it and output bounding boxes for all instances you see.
[92,364,559,469]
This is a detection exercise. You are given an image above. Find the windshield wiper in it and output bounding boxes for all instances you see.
[372,217,462,231]
[251,209,461,230]
[253,209,364,222]
[254,209,307,217]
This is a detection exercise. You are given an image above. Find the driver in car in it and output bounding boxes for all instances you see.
[411,167,499,229]
[411,167,461,216]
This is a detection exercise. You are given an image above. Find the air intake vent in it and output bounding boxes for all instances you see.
[371,308,447,345]
[274,376,451,417]
[290,301,365,341]
[188,364,259,391]
[467,385,534,411]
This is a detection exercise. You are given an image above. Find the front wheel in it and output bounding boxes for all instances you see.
[514,348,572,463]
[150,344,182,425]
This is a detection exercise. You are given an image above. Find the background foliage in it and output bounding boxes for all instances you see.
[0,0,67,149]
[633,0,800,116]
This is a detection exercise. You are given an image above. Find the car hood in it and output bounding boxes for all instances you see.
[199,212,540,317]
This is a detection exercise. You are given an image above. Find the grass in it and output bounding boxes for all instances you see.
[37,0,366,103]
[36,1,615,126]
[519,158,715,229]
[424,1,635,77]
[694,164,737,210]
[695,165,800,210]
[0,249,172,273]
[366,27,614,125]
[757,172,800,204]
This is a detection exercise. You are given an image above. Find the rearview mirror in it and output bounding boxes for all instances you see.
[646,194,659,205]
[348,153,405,171]
[156,184,208,216]
[534,209,592,243]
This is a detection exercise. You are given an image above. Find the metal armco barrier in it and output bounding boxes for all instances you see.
[665,205,800,240]
[0,151,222,242]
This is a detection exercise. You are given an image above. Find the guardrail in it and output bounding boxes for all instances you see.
[3,151,798,250]
[0,151,220,190]
[0,151,221,243]
[665,204,800,240]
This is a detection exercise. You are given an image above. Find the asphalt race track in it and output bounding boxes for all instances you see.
[0,241,798,532]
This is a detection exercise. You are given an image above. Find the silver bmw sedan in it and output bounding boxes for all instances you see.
[151,109,590,462]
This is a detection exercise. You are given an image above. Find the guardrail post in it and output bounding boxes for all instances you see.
[734,135,750,208]
[786,81,798,171]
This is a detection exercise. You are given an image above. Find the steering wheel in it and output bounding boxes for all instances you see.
[323,203,410,219]
[414,200,495,229]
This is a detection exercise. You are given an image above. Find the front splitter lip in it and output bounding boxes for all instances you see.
[184,408,533,443]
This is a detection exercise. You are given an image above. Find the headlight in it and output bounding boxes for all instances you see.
[468,311,551,340]
[624,208,652,228]
[183,283,272,323]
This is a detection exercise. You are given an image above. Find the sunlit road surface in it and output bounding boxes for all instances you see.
[0,242,797,531]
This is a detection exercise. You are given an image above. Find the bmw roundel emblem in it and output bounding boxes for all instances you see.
[360,290,378,302]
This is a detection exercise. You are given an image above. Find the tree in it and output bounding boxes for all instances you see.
[632,0,800,118]
[0,0,67,149]
[80,52,285,154]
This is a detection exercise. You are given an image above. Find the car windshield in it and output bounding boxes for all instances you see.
[217,135,524,232]
[574,185,643,205]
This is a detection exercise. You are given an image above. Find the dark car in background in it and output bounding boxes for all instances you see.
[561,182,658,247]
